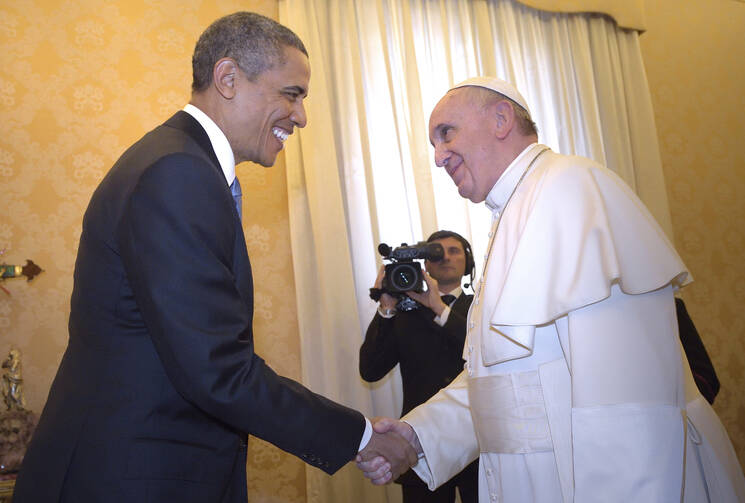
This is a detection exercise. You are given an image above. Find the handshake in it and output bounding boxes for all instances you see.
[356,417,422,485]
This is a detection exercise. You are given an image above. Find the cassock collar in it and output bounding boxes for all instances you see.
[485,143,545,215]
[183,104,236,187]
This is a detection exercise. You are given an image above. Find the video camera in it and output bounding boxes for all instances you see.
[376,241,444,311]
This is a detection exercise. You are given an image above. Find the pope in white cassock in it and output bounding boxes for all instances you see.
[357,77,745,502]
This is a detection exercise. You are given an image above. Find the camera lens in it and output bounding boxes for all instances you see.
[391,264,418,290]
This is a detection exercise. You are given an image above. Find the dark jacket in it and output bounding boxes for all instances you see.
[14,112,364,503]
[360,294,472,416]
[676,297,720,404]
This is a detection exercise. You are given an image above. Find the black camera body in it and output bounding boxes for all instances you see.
[378,241,444,296]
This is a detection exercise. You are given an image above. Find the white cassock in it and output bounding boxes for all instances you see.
[403,143,745,502]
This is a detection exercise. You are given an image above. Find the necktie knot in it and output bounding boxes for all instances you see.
[440,294,456,305]
[230,177,242,221]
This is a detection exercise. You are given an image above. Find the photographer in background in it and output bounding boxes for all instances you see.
[360,230,478,503]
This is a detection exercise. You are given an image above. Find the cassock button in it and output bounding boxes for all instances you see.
[475,299,479,305]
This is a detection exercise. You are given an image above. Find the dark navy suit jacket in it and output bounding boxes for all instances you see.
[14,112,364,502]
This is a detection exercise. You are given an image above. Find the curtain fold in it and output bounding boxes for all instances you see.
[280,1,671,502]
[280,2,400,502]
[516,0,646,30]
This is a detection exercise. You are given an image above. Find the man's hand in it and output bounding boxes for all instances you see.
[406,270,447,316]
[356,417,422,485]
[374,265,398,311]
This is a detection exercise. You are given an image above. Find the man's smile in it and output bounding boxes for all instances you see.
[272,126,290,143]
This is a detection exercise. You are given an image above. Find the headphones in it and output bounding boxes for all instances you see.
[426,230,475,290]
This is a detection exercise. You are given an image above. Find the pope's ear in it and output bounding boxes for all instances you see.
[493,100,516,139]
[213,58,238,99]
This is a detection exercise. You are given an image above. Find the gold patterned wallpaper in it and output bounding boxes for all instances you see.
[640,0,745,467]
[0,0,305,500]
[2,0,744,501]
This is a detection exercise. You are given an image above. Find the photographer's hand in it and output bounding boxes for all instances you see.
[407,271,447,316]
[374,265,398,312]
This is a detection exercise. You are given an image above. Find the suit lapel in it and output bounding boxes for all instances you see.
[163,111,253,310]
[451,292,471,316]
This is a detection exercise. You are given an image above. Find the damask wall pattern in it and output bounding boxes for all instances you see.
[0,0,306,500]
[640,0,745,467]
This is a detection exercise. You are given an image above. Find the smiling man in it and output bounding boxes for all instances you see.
[359,77,745,502]
[13,12,417,503]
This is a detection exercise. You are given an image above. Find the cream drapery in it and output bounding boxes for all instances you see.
[280,1,671,502]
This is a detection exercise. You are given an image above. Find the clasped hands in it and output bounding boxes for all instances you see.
[356,417,423,485]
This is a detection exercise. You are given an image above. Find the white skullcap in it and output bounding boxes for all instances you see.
[450,77,531,117]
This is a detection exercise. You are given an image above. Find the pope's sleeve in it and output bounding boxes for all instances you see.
[402,370,479,490]
[116,154,364,473]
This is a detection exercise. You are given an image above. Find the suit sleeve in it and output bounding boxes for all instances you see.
[116,154,364,474]
[359,313,400,382]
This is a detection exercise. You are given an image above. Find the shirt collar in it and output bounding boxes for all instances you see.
[183,104,236,186]
[440,286,463,297]
[485,142,544,214]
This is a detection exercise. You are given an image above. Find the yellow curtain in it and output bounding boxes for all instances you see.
[517,0,646,30]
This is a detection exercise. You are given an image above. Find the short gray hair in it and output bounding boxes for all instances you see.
[191,12,307,92]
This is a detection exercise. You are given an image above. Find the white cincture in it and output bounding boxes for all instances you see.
[467,369,553,454]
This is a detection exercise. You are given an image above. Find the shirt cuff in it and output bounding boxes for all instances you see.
[377,306,397,318]
[433,305,451,326]
[358,417,373,451]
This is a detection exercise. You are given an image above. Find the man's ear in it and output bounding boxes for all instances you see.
[213,57,238,99]
[493,100,515,140]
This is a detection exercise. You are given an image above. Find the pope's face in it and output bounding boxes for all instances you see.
[225,46,310,166]
[428,89,501,203]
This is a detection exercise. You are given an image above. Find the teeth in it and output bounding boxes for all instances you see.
[272,127,289,142]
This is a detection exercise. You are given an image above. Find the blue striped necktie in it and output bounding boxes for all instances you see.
[230,176,242,221]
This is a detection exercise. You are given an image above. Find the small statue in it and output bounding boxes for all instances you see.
[1,350,25,412]
[1,348,36,474]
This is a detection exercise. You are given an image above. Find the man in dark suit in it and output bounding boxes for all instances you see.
[359,230,478,503]
[14,12,415,502]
